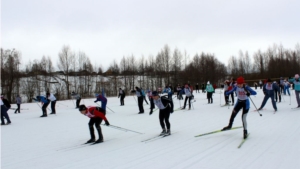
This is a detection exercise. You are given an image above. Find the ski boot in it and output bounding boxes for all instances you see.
[165,129,171,136]
[86,138,96,143]
[221,125,232,131]
[40,114,47,117]
[159,129,166,136]
[243,130,248,139]
[95,139,103,143]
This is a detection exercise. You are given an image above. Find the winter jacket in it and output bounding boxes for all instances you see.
[206,84,215,93]
[151,96,174,112]
[84,106,107,121]
[35,96,49,104]
[226,85,257,109]
[118,90,125,98]
[94,94,107,110]
[16,96,22,104]
[48,94,56,101]
[263,83,279,96]
[291,79,300,91]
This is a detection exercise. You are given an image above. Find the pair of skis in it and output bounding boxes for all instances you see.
[57,140,107,151]
[195,126,249,148]
[142,132,175,143]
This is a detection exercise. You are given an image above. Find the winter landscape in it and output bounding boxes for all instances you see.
[1,89,300,169]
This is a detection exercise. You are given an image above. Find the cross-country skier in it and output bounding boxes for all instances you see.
[118,88,125,106]
[78,104,110,143]
[181,84,193,110]
[94,93,107,112]
[222,77,257,139]
[1,95,11,125]
[162,86,173,100]
[291,74,300,108]
[257,78,279,112]
[150,91,174,135]
[71,92,81,108]
[274,81,281,103]
[33,95,50,117]
[147,90,155,110]
[46,92,57,114]
[131,87,144,114]
[14,94,22,114]
[206,81,215,104]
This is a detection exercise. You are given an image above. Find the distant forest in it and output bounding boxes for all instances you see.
[1,43,299,103]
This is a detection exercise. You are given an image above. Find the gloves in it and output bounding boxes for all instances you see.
[246,92,250,97]
[94,101,97,103]
[149,111,153,115]
[105,120,110,126]
[170,110,174,113]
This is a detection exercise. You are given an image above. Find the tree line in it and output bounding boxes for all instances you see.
[1,43,299,103]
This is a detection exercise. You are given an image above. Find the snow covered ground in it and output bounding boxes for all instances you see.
[1,88,300,169]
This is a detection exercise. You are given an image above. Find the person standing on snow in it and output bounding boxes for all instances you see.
[257,78,279,112]
[150,91,174,136]
[33,95,50,117]
[290,74,300,108]
[181,84,193,110]
[14,94,22,114]
[46,92,57,114]
[1,95,12,125]
[131,87,144,114]
[273,81,281,103]
[206,81,215,104]
[118,88,125,106]
[78,105,110,143]
[162,86,173,100]
[94,93,107,112]
[221,77,257,139]
[71,92,81,109]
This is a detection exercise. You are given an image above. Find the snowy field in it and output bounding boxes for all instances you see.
[1,88,300,169]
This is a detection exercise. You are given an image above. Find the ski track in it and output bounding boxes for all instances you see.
[1,88,300,169]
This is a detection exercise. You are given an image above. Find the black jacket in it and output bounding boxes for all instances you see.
[151,96,174,112]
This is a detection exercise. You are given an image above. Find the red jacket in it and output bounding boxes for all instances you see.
[85,106,107,121]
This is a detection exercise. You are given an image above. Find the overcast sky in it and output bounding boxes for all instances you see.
[2,0,300,70]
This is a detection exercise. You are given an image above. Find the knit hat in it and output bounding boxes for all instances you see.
[207,81,210,84]
[152,91,159,96]
[295,74,299,79]
[236,77,245,84]
[78,105,87,111]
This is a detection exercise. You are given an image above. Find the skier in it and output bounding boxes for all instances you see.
[47,92,57,114]
[14,94,22,114]
[118,88,125,106]
[33,95,50,117]
[229,78,236,105]
[71,92,81,108]
[195,83,199,93]
[274,81,281,103]
[222,77,257,139]
[141,88,149,105]
[259,80,263,89]
[147,90,155,110]
[206,81,214,104]
[181,84,193,110]
[1,95,12,125]
[223,80,230,105]
[78,104,110,143]
[131,87,144,114]
[257,78,279,111]
[94,93,107,112]
[291,74,300,108]
[150,91,174,135]
[162,86,173,100]
[176,84,183,100]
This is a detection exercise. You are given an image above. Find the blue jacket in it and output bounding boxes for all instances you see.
[263,83,279,96]
[226,86,256,109]
[35,96,49,104]
[95,94,107,110]
[291,79,300,91]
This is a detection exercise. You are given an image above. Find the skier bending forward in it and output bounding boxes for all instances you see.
[79,105,110,143]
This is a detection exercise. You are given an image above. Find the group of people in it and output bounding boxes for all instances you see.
[2,74,299,143]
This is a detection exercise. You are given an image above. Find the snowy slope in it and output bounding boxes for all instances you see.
[1,88,300,169]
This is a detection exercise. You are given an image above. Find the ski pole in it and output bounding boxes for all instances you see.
[106,106,116,113]
[248,96,262,116]
[57,102,68,107]
[219,89,222,106]
[101,124,144,134]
